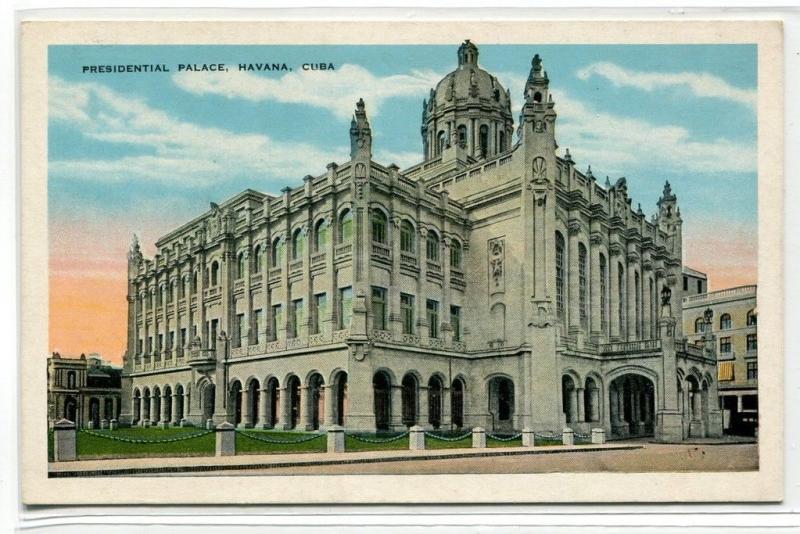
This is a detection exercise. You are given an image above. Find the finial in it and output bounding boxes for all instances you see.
[356,98,365,111]
[564,148,572,163]
[605,176,611,188]
[586,165,594,180]
[532,54,542,72]
[637,203,643,215]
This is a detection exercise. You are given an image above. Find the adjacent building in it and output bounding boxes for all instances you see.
[120,41,722,441]
[683,283,758,436]
[682,266,708,296]
[47,352,122,428]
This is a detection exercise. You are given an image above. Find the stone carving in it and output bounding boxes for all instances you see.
[488,238,505,294]
[532,157,547,184]
[534,120,545,133]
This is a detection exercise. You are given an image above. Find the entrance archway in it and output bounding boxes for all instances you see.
[229,380,243,425]
[287,375,301,429]
[332,371,348,426]
[266,377,279,428]
[89,397,100,427]
[247,379,260,428]
[428,376,443,429]
[307,373,325,430]
[401,373,418,427]
[373,371,391,431]
[451,378,465,429]
[609,373,655,438]
[488,376,514,431]
[64,396,77,423]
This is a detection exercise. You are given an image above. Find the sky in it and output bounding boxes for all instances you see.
[48,43,758,362]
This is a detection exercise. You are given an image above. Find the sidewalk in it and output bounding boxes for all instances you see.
[48,442,642,478]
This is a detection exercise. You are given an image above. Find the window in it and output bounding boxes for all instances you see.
[747,309,757,326]
[742,394,758,411]
[499,130,506,152]
[720,336,731,353]
[339,287,353,329]
[270,304,282,340]
[579,243,588,328]
[371,287,387,330]
[479,124,489,156]
[635,271,641,338]
[427,300,440,338]
[290,298,304,338]
[695,317,705,334]
[147,336,153,354]
[338,209,353,243]
[450,305,462,341]
[618,264,625,337]
[292,228,305,260]
[314,219,329,252]
[600,254,608,334]
[180,327,186,349]
[719,313,731,330]
[271,237,284,267]
[312,294,327,334]
[252,246,263,273]
[555,232,565,320]
[683,276,688,291]
[254,309,263,343]
[236,253,246,279]
[426,231,440,263]
[67,371,76,389]
[400,221,415,253]
[437,131,446,154]
[210,261,219,286]
[747,361,758,380]
[168,330,174,351]
[747,334,757,351]
[450,239,463,270]
[697,280,702,294]
[371,210,388,244]
[158,334,163,353]
[137,339,143,354]
[180,276,187,298]
[401,293,415,334]
[236,313,245,346]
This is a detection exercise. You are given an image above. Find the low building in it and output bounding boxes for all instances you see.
[683,284,758,436]
[47,352,123,428]
[682,266,708,296]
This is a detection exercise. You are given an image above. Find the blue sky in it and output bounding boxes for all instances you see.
[48,43,758,290]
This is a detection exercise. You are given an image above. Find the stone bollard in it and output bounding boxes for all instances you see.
[179,418,188,427]
[472,427,487,448]
[327,425,345,453]
[53,419,77,462]
[86,420,94,430]
[206,419,215,430]
[100,419,109,430]
[591,428,606,444]
[409,425,425,451]
[143,419,150,428]
[562,427,574,446]
[215,421,236,456]
[109,419,118,430]
[522,427,535,447]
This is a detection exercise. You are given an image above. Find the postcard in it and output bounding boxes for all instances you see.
[19,17,783,504]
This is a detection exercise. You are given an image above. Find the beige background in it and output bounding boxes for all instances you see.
[19,18,784,505]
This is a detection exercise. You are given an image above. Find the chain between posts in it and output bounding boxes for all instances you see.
[486,432,523,442]
[235,430,326,444]
[79,429,213,444]
[345,431,410,444]
[424,431,473,442]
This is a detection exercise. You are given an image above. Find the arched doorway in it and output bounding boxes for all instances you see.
[152,386,161,423]
[451,378,465,429]
[174,385,184,422]
[332,371,348,426]
[287,376,301,429]
[89,397,100,427]
[488,376,514,432]
[685,375,707,438]
[428,376,443,429]
[143,387,151,422]
[561,375,577,424]
[63,395,77,423]
[373,371,391,431]
[132,390,141,424]
[266,377,279,428]
[247,379,260,428]
[584,377,600,422]
[401,373,418,427]
[307,373,325,430]
[609,373,656,438]
[162,385,172,424]
[104,398,114,421]
[229,380,243,426]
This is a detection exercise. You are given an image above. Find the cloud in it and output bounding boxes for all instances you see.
[48,76,349,188]
[172,64,444,121]
[576,62,756,109]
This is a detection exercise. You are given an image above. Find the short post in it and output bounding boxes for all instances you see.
[206,418,215,430]
[100,419,109,430]
[591,428,606,444]
[109,419,118,430]
[179,418,188,428]
[327,425,345,453]
[215,421,236,456]
[409,425,425,451]
[472,427,486,448]
[53,419,77,462]
[522,427,535,447]
[562,427,574,446]
[86,420,94,430]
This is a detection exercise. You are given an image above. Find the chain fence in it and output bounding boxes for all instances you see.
[424,431,473,442]
[345,431,410,444]
[79,428,213,444]
[235,430,326,444]
[486,432,523,442]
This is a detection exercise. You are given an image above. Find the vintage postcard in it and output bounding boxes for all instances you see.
[19,18,783,504]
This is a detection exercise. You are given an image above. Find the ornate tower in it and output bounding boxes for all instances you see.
[120,234,143,426]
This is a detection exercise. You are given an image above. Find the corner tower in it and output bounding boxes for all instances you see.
[421,40,514,160]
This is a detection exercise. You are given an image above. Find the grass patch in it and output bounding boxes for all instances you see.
[344,433,409,452]
[76,427,215,459]
[235,430,327,455]
[424,430,473,450]
[534,437,563,447]
[486,435,523,448]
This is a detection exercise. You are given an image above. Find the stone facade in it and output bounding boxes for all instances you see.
[121,41,721,441]
[683,284,758,436]
[48,353,122,428]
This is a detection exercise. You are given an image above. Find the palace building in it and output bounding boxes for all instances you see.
[120,41,722,441]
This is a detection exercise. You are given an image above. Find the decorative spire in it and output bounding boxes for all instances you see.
[564,148,572,163]
[350,98,372,159]
[605,176,611,188]
[586,165,594,180]
[457,39,479,67]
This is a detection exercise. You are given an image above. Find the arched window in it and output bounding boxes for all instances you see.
[479,124,489,156]
[192,271,198,293]
[236,252,246,279]
[747,309,757,326]
[210,261,219,286]
[271,237,284,267]
[371,210,388,244]
[618,263,625,337]
[720,313,732,330]
[292,228,305,260]
[533,91,542,103]
[179,276,187,298]
[426,231,440,263]
[695,317,705,334]
[450,239,463,270]
[67,371,76,389]
[578,243,588,328]
[555,232,565,320]
[457,125,467,148]
[338,209,353,244]
[400,220,415,253]
[498,130,506,152]
[252,245,263,273]
[314,219,329,252]
[437,131,446,154]
[599,253,608,334]
[635,271,641,338]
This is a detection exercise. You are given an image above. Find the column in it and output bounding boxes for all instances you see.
[258,387,269,428]
[185,261,193,355]
[419,386,430,429]
[243,248,252,346]
[576,388,585,423]
[609,254,621,341]
[198,254,207,349]
[280,386,292,430]
[324,384,336,426]
[161,277,169,361]
[171,393,180,423]
[642,272,652,339]
[184,388,191,421]
[161,392,169,423]
[389,215,402,337]
[391,385,403,429]
[441,385,451,428]
[416,228,429,340]
[326,208,338,336]
[299,386,312,430]
[440,199,452,344]
[241,387,251,427]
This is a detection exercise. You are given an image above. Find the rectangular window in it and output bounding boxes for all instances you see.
[180,328,186,350]
[339,287,352,329]
[313,294,327,334]
[137,339,143,354]
[254,309,263,343]
[291,299,304,338]
[371,286,387,330]
[683,276,688,291]
[555,238,565,320]
[401,293,415,334]
[168,331,175,351]
[720,336,731,353]
[747,334,757,351]
[210,319,218,350]
[147,336,153,353]
[450,305,461,341]
[158,333,163,352]
[236,313,246,346]
[697,280,702,294]
[271,305,282,340]
[600,258,608,334]
[747,361,758,380]
[742,394,758,411]
[427,299,439,338]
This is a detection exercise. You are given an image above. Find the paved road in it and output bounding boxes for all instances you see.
[184,443,758,476]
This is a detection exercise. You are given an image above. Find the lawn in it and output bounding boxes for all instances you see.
[424,430,474,450]
[234,429,327,455]
[75,426,216,459]
[344,432,410,452]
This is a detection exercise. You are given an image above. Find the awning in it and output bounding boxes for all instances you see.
[718,361,735,381]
